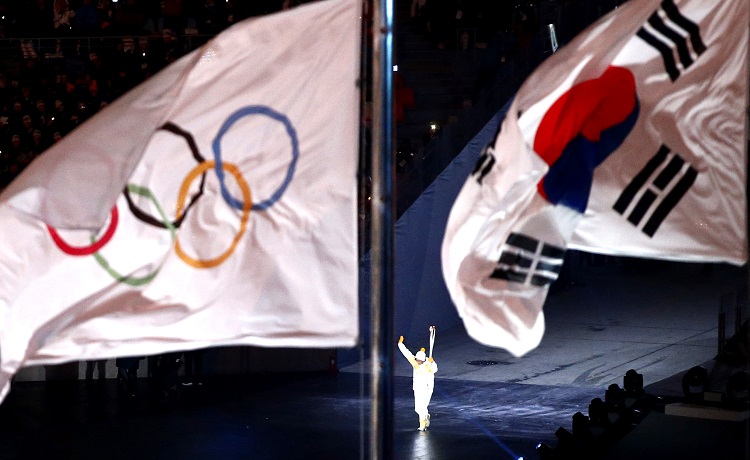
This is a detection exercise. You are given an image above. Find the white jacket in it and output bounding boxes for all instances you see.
[398,341,438,390]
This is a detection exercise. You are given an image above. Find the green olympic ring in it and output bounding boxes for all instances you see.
[92,184,176,286]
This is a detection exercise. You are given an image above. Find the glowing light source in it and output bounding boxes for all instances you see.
[535,442,554,459]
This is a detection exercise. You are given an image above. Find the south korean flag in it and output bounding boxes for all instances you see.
[442,0,747,357]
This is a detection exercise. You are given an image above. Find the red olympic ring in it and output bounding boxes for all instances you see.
[47,206,119,256]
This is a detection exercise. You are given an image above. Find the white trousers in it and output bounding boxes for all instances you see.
[413,385,434,419]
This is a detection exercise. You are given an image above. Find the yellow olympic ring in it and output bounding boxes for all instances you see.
[175,160,252,269]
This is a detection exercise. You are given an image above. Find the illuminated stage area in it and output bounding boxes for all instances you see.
[0,261,747,459]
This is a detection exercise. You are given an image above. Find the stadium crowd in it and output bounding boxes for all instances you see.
[0,0,320,189]
[0,0,309,39]
[0,0,627,189]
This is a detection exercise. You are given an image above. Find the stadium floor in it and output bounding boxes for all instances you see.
[0,259,747,459]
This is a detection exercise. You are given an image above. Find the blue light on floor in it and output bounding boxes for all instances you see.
[436,387,522,460]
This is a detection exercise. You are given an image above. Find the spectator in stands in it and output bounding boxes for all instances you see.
[116,356,142,398]
[427,0,453,49]
[49,73,70,106]
[34,72,53,100]
[110,38,141,94]
[66,109,81,132]
[459,29,471,50]
[35,99,52,130]
[53,0,74,36]
[198,0,226,35]
[141,0,161,33]
[50,98,70,134]
[19,60,43,95]
[0,74,10,105]
[71,72,94,102]
[113,0,147,35]
[89,80,105,108]
[159,28,182,68]
[512,2,538,59]
[30,129,47,156]
[223,0,236,27]
[68,101,87,128]
[396,138,416,173]
[96,0,115,32]
[73,0,100,35]
[20,114,36,147]
[470,30,508,102]
[85,359,107,384]
[0,109,10,144]
[136,37,160,80]
[161,0,185,33]
[0,149,13,190]
[7,134,31,176]
[85,52,108,88]
[0,4,7,38]
[182,349,203,386]
[150,352,182,401]
[411,0,430,34]
[394,73,415,125]
[8,102,27,134]
[282,0,302,10]
[0,0,312,191]
[18,85,36,113]
[178,2,200,34]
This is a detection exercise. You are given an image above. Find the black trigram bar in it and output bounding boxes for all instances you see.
[472,145,496,184]
[636,0,706,82]
[490,232,565,287]
[613,144,698,237]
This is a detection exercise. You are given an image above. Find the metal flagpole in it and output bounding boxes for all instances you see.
[370,0,395,457]
[744,24,749,364]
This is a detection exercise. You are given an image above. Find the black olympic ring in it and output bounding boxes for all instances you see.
[124,122,207,229]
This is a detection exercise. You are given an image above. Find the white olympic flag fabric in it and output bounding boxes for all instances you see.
[442,0,748,357]
[0,0,361,402]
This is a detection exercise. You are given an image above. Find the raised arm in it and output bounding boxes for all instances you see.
[397,336,418,368]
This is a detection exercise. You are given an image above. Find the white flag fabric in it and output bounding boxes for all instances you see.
[442,0,748,357]
[0,0,361,402]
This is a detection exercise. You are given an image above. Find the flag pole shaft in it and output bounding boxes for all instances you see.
[370,0,395,458]
[744,21,749,360]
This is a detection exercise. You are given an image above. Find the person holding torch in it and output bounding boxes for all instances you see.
[398,325,438,431]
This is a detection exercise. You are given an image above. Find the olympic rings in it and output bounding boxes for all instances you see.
[212,105,298,212]
[125,123,207,229]
[174,160,252,269]
[49,106,294,276]
[47,207,119,256]
[92,184,176,286]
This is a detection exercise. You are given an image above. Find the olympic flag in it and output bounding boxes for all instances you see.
[442,0,748,357]
[0,0,361,401]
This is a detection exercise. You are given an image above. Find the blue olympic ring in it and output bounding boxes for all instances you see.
[212,105,299,211]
